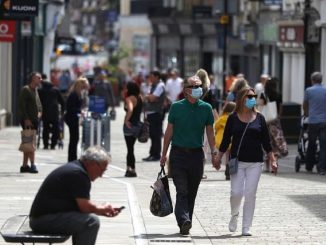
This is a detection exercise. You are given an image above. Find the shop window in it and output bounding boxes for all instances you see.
[83,0,89,8]
[160,51,178,70]
[184,53,200,77]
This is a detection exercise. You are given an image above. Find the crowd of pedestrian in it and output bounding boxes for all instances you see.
[16,65,326,242]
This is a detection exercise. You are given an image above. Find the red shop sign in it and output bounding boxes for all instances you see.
[0,20,16,42]
[279,25,304,44]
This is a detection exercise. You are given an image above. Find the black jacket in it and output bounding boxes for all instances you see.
[38,81,65,122]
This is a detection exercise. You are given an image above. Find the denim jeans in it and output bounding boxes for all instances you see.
[30,212,100,245]
[169,147,204,227]
[306,123,326,172]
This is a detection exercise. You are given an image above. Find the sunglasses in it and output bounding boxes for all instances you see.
[186,85,202,89]
[246,94,257,99]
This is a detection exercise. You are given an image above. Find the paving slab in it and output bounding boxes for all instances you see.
[0,106,326,244]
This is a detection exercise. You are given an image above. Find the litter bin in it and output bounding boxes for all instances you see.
[280,102,301,144]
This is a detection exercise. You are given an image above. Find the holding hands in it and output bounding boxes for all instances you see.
[212,152,221,170]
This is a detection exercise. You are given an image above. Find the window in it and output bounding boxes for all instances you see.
[184,53,200,77]
[91,0,97,7]
[91,15,96,25]
[82,15,88,25]
[83,0,89,8]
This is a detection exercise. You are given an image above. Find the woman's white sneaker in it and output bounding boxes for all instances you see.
[242,227,252,236]
[228,213,239,232]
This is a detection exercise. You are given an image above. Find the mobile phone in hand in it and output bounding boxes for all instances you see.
[116,206,125,211]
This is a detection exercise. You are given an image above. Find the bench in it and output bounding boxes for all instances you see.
[0,215,70,244]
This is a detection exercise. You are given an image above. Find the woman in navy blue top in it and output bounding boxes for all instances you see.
[214,87,278,236]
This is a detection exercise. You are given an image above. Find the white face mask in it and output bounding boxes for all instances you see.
[190,88,203,99]
[189,87,203,99]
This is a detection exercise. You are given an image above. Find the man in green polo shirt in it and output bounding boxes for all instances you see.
[160,71,220,235]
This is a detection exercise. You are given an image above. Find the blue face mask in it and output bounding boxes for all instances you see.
[189,87,203,99]
[245,98,256,109]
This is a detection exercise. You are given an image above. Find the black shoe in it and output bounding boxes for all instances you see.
[180,220,192,235]
[20,165,31,173]
[43,146,49,150]
[225,175,230,180]
[125,170,137,177]
[29,164,38,174]
[142,156,160,161]
[142,156,151,161]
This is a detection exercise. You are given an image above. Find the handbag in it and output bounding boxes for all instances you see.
[268,118,288,157]
[229,122,250,175]
[138,111,149,143]
[150,167,173,217]
[260,99,277,123]
[109,109,116,120]
[18,128,37,153]
[229,158,239,175]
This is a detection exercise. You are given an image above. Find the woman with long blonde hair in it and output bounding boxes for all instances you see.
[64,76,89,161]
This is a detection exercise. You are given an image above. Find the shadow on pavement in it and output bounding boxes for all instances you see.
[138,233,244,241]
[288,194,326,222]
[0,172,26,177]
[266,171,326,183]
[192,234,243,239]
[142,233,185,239]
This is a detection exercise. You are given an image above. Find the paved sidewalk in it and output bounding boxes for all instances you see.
[1,106,326,244]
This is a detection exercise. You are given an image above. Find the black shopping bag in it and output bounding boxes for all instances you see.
[150,167,173,217]
[138,120,149,143]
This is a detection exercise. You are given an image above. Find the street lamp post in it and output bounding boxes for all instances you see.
[304,0,312,89]
[220,1,229,98]
[303,0,321,89]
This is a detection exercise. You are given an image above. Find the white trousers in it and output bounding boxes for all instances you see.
[230,161,262,230]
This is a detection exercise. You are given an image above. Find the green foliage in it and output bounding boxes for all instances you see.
[107,44,130,73]
[104,44,130,88]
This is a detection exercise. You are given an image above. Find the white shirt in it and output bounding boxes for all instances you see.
[146,81,165,115]
[254,82,264,99]
[165,77,183,102]
[140,82,151,96]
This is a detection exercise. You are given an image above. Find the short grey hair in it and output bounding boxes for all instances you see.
[80,146,111,164]
[311,72,322,84]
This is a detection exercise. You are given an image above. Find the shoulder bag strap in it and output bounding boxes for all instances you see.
[143,110,147,121]
[235,122,250,158]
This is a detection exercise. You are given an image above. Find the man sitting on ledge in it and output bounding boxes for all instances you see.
[29,146,121,245]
